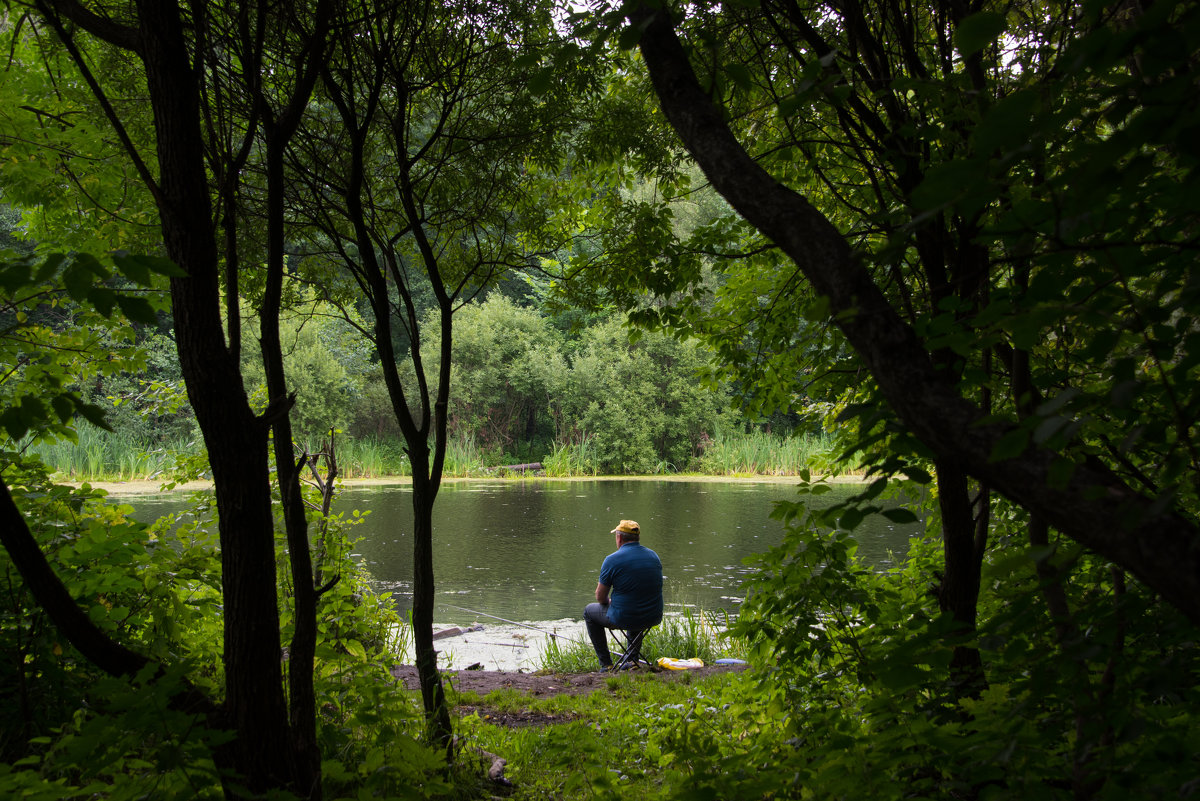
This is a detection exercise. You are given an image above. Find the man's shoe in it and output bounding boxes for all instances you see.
[595,664,614,673]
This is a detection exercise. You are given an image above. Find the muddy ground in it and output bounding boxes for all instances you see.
[390,662,747,726]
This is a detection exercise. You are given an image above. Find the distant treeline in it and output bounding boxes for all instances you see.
[28,295,838,481]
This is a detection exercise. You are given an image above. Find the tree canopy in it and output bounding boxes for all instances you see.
[1,0,1199,797]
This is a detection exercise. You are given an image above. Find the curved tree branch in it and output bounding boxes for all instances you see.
[627,1,1200,624]
[0,477,219,721]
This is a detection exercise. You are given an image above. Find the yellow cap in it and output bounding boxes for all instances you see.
[611,520,640,536]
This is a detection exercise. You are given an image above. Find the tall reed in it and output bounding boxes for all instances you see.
[442,434,489,477]
[24,427,187,482]
[541,435,598,477]
[696,429,841,476]
[337,436,410,478]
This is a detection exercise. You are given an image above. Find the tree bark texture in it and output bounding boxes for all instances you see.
[628,2,1200,625]
[57,1,300,792]
[934,459,986,693]
[410,463,453,750]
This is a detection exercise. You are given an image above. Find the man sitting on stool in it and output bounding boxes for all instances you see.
[584,519,663,671]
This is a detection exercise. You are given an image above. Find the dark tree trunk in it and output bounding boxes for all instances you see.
[255,11,333,787]
[136,1,296,793]
[934,459,986,695]
[262,136,321,800]
[410,462,453,751]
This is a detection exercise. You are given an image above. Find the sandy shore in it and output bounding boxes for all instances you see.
[427,619,583,672]
[75,472,863,496]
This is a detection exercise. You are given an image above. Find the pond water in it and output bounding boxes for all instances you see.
[127,478,923,625]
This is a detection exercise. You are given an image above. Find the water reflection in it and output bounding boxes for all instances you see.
[337,478,919,624]
[127,478,922,625]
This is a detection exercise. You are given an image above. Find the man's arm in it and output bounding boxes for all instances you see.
[595,582,611,604]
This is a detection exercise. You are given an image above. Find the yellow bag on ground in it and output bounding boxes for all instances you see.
[656,657,705,670]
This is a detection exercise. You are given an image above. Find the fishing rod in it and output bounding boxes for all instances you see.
[442,604,587,645]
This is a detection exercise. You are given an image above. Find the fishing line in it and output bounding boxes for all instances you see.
[442,604,587,646]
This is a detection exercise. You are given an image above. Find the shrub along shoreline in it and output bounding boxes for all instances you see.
[36,428,850,487]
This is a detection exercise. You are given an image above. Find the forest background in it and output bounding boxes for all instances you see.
[2,0,1199,800]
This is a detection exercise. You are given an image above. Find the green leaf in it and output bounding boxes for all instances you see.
[91,287,117,317]
[990,427,1030,461]
[0,407,30,440]
[116,294,158,324]
[111,253,151,285]
[724,62,755,90]
[344,639,367,660]
[973,89,1040,154]
[1036,388,1080,416]
[512,52,540,69]
[63,263,95,301]
[1032,415,1070,444]
[910,158,989,211]
[50,394,75,422]
[904,467,932,484]
[955,12,1006,57]
[35,252,66,282]
[528,66,555,96]
[838,507,866,530]
[76,402,113,432]
[1047,456,1076,489]
[136,254,185,278]
[881,508,918,524]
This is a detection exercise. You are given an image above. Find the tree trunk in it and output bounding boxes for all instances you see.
[410,456,454,752]
[262,132,321,799]
[136,1,296,792]
[934,459,986,695]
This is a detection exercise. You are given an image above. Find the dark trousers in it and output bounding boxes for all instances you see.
[584,602,618,666]
[584,602,647,666]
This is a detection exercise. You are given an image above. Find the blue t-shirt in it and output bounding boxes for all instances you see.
[599,542,663,629]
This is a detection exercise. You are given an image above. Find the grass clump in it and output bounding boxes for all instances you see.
[25,427,194,482]
[538,607,745,673]
[697,429,840,476]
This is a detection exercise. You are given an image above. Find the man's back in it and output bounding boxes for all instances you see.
[600,542,663,628]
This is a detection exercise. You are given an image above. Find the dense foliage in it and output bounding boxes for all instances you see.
[2,0,1199,798]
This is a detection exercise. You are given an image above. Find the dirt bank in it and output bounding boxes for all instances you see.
[391,662,747,701]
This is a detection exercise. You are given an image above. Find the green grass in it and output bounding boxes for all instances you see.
[538,606,746,673]
[451,667,751,799]
[541,435,598,477]
[696,428,841,476]
[24,427,192,482]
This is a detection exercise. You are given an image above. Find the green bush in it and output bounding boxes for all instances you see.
[0,456,450,798]
[553,319,727,474]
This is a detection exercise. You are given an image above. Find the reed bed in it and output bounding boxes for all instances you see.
[336,436,411,478]
[541,435,599,477]
[24,427,190,482]
[696,429,840,476]
[25,427,845,482]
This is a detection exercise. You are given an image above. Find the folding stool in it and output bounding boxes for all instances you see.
[608,627,653,671]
